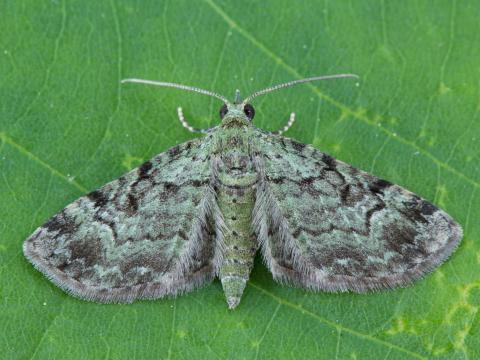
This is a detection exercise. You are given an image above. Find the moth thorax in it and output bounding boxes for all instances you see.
[221,118,250,129]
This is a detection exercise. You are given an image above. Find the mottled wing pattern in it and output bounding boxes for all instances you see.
[24,137,221,302]
[253,133,462,292]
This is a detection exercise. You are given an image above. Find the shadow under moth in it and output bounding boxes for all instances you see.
[24,74,462,309]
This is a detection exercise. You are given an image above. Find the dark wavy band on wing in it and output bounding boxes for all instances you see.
[253,133,463,292]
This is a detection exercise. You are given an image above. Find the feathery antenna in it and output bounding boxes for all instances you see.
[121,78,230,104]
[243,73,359,104]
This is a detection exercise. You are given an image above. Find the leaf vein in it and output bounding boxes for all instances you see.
[79,0,123,176]
[12,0,67,129]
[254,302,281,360]
[0,132,87,192]
[250,282,427,360]
[28,303,66,360]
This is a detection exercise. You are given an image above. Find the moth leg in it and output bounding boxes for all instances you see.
[271,112,296,135]
[177,107,213,134]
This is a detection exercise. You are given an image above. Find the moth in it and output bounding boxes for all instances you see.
[24,74,463,309]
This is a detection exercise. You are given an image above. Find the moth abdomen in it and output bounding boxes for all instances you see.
[215,150,258,308]
[216,181,258,309]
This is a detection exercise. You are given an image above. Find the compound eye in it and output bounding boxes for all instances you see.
[219,104,228,119]
[243,103,255,120]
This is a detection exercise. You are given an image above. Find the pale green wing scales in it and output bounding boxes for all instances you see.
[253,133,462,292]
[24,137,222,303]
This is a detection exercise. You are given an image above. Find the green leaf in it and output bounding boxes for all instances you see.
[1,0,478,359]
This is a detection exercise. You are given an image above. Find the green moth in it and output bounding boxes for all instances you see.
[24,75,462,309]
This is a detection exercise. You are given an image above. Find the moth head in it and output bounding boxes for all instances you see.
[219,90,255,122]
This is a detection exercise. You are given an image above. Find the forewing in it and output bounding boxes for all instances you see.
[253,133,462,292]
[24,137,220,302]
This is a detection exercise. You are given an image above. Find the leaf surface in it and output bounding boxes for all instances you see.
[1,1,479,359]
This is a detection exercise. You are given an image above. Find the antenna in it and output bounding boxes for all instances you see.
[243,73,359,104]
[121,78,230,104]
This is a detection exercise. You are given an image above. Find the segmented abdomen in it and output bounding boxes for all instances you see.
[215,150,258,309]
